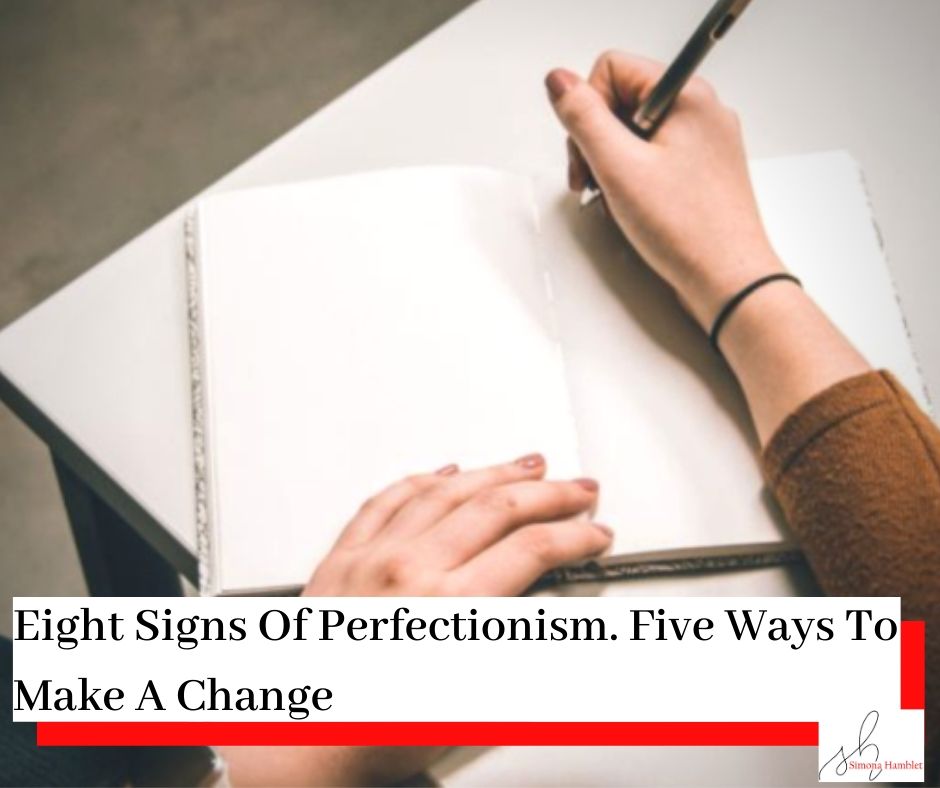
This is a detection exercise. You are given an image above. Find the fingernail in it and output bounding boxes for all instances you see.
[435,463,459,476]
[593,523,614,538]
[545,68,579,102]
[514,453,545,469]
[573,477,599,492]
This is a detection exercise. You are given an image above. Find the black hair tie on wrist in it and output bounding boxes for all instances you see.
[708,272,802,353]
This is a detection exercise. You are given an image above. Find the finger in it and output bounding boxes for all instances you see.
[448,520,613,596]
[589,51,719,147]
[545,68,646,183]
[334,465,458,548]
[566,136,590,192]
[379,454,548,540]
[587,50,666,114]
[419,478,600,566]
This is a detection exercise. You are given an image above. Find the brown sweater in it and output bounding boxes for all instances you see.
[762,370,940,781]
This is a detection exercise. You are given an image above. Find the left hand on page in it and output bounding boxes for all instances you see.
[303,453,610,598]
[249,455,610,785]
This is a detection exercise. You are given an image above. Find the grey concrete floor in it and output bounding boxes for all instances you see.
[0,0,472,635]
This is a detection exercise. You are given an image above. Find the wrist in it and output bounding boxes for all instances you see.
[717,281,870,443]
[679,247,786,331]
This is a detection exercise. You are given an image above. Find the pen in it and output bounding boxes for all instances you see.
[532,541,805,590]
[581,0,754,206]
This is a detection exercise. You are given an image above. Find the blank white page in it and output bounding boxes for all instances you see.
[537,150,927,560]
[193,168,581,594]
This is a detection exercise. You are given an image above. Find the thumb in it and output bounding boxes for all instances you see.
[545,68,643,179]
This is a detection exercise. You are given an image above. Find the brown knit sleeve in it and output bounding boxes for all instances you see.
[761,370,940,782]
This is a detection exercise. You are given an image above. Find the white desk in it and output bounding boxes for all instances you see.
[1,0,937,783]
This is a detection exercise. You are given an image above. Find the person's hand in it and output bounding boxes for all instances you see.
[543,51,870,446]
[223,456,612,786]
[303,453,610,597]
[545,51,785,330]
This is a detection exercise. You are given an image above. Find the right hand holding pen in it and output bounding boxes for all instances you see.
[545,50,785,330]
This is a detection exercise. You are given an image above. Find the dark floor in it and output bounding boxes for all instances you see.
[0,0,472,634]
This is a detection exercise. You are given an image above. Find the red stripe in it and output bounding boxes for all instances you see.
[901,620,926,710]
[36,721,818,747]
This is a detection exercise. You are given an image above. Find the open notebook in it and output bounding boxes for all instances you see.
[186,151,927,595]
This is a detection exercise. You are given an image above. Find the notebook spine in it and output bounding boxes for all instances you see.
[184,210,213,595]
